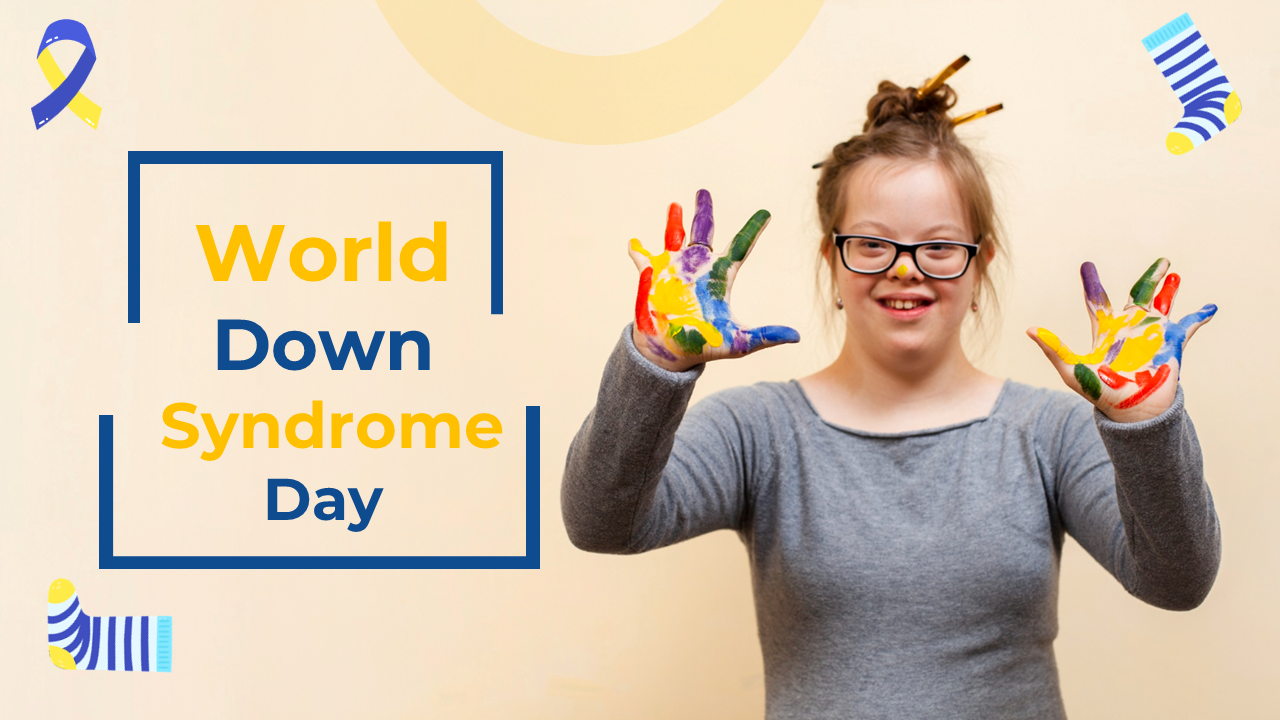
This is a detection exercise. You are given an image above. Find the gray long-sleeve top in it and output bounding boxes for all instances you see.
[562,327,1221,719]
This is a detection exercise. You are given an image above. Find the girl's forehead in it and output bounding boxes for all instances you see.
[842,159,969,230]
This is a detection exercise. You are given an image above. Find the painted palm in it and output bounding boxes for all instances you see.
[630,190,799,364]
[1031,259,1216,419]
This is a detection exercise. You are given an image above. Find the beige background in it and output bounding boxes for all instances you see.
[0,0,1276,717]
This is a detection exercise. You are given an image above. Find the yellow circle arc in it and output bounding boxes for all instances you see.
[376,0,825,145]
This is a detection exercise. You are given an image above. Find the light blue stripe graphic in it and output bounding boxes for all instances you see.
[1143,12,1193,50]
[156,616,172,672]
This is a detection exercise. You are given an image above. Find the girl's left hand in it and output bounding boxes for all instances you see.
[1028,259,1217,423]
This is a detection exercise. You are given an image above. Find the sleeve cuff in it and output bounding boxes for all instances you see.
[1093,384,1186,438]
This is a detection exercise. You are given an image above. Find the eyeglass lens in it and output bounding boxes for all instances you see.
[842,237,970,278]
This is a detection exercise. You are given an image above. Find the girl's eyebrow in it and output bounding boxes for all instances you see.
[844,220,894,234]
[920,223,968,236]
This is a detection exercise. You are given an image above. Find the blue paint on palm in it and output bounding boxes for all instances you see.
[695,274,736,334]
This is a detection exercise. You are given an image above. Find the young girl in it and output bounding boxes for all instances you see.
[561,67,1220,719]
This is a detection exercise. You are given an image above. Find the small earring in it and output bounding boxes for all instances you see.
[835,296,844,310]
[971,301,979,313]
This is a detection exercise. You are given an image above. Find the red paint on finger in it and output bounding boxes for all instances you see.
[1098,365,1131,388]
[665,203,685,251]
[1153,273,1180,316]
[635,266,656,334]
[1116,364,1171,409]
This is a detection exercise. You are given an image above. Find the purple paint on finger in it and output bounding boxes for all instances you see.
[1081,262,1109,307]
[680,243,710,274]
[690,189,714,247]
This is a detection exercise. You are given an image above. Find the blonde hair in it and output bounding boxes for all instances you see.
[814,78,1006,345]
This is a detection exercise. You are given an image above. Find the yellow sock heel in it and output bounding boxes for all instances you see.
[1224,91,1241,124]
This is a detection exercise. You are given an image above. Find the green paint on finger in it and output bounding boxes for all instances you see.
[728,210,771,263]
[670,326,707,355]
[1129,258,1168,307]
[1075,363,1102,401]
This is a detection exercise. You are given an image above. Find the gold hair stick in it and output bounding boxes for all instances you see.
[952,103,1004,126]
[916,55,969,99]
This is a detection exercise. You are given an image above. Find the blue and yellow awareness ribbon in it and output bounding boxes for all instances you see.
[31,19,100,130]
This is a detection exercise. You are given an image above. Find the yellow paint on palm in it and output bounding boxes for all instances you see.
[1095,307,1145,337]
[1110,323,1163,371]
[651,277,699,317]
[633,240,726,349]
[668,316,724,347]
[649,277,724,347]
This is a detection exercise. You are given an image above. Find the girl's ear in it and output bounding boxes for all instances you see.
[982,241,996,264]
[822,240,835,266]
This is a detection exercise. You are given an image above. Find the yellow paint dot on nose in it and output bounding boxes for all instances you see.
[895,264,908,278]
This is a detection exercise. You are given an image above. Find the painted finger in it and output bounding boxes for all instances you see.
[738,324,801,355]
[1127,257,1170,310]
[628,237,653,271]
[1031,326,1092,365]
[727,210,771,264]
[1081,262,1111,312]
[664,202,685,251]
[689,190,714,248]
[1080,262,1110,343]
[634,266,657,335]
[1153,303,1217,366]
[1152,273,1181,316]
[1028,328,1090,396]
[706,210,771,302]
[1179,303,1218,345]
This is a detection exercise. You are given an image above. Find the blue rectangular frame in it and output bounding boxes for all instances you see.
[127,150,504,322]
[109,150,537,569]
[99,409,540,569]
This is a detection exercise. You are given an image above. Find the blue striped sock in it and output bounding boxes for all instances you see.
[47,579,172,672]
[1143,13,1242,155]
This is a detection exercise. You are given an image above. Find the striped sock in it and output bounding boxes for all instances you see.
[1142,13,1242,155]
[47,579,172,672]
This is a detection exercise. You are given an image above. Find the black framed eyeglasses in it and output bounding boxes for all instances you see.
[832,234,981,280]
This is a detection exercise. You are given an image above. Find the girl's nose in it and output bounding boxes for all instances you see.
[889,251,922,279]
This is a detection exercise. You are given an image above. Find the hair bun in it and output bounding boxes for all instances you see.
[863,80,957,133]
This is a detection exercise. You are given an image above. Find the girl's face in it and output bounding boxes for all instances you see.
[832,157,980,363]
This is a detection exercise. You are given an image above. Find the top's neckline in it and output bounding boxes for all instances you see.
[787,377,1014,439]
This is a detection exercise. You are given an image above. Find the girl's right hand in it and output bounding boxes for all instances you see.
[630,189,800,372]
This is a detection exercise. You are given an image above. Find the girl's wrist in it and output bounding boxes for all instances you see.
[631,326,700,373]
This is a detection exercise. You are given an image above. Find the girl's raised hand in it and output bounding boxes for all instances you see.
[630,189,799,372]
[1028,259,1217,423]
